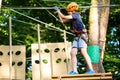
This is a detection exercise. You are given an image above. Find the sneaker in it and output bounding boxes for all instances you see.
[69,71,78,75]
[84,69,95,74]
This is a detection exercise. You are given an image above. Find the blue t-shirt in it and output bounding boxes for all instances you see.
[71,13,85,31]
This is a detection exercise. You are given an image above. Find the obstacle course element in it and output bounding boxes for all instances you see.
[52,73,112,80]
[32,42,72,80]
[0,45,26,80]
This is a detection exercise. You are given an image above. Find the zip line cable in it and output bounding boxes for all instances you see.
[10,9,74,36]
[11,16,67,33]
[12,18,65,32]
[12,19,36,26]
[2,4,120,9]
[41,0,91,4]
[2,6,62,9]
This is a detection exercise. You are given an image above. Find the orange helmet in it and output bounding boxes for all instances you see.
[66,2,78,12]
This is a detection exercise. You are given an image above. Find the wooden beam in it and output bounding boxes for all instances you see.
[52,73,112,80]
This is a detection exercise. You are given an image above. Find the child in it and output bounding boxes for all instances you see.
[53,2,95,74]
[53,2,88,42]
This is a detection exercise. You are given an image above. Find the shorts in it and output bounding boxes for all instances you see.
[72,37,87,49]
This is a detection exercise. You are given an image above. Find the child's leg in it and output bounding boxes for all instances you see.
[70,48,78,72]
[78,38,95,74]
[80,48,93,71]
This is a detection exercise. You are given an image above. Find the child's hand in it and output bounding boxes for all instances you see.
[52,6,60,11]
[82,29,87,33]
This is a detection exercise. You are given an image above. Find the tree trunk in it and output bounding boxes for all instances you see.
[89,0,99,46]
[98,0,110,73]
[89,0,99,73]
[89,0,110,73]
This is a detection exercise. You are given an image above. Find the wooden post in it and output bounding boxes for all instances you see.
[37,24,42,80]
[50,49,53,76]
[9,16,12,80]
[64,30,69,74]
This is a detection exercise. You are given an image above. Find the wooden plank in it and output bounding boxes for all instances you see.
[52,73,112,78]
[52,73,112,80]
[52,76,112,80]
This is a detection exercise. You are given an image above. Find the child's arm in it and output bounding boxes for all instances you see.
[53,6,72,23]
[57,10,72,20]
[58,13,63,23]
[58,13,71,23]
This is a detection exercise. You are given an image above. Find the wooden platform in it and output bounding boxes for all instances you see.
[52,73,112,80]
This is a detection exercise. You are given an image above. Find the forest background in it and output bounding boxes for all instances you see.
[0,0,120,79]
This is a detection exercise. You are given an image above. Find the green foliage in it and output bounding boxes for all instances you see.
[105,4,120,78]
[26,70,32,79]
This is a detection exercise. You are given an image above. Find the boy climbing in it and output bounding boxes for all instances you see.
[53,2,95,74]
